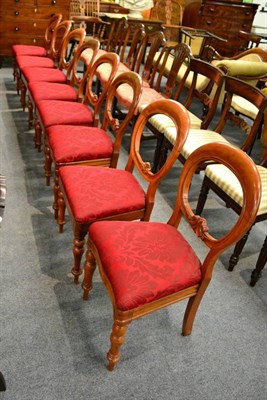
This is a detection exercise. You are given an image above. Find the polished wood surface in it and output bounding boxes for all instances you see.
[83,141,261,370]
[182,0,259,57]
[0,0,70,60]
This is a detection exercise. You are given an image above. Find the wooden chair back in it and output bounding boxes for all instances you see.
[124,24,147,72]
[125,99,189,219]
[56,26,86,72]
[176,57,225,129]
[79,52,120,126]
[156,42,192,96]
[44,13,63,52]
[138,30,167,86]
[102,72,143,168]
[215,76,267,155]
[237,30,261,52]
[66,38,100,86]
[49,20,74,64]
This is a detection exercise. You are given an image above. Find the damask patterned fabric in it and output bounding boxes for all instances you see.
[47,125,113,162]
[29,82,78,103]
[22,67,67,84]
[206,164,267,215]
[80,48,106,66]
[59,165,145,222]
[12,45,47,57]
[17,55,54,69]
[96,62,129,86]
[116,84,163,114]
[89,220,202,311]
[37,100,94,128]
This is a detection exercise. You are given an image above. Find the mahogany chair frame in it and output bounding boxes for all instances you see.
[13,13,63,92]
[47,71,143,217]
[196,154,267,287]
[57,99,189,283]
[27,37,100,129]
[34,51,120,153]
[82,142,261,370]
[157,76,267,172]
[19,20,74,111]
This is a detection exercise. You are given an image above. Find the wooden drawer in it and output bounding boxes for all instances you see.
[0,0,70,59]
[200,4,255,20]
[1,19,49,35]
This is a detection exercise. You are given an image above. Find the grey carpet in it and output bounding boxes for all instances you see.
[0,63,266,400]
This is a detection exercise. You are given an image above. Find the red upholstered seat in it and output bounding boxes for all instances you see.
[80,48,106,66]
[116,84,163,113]
[59,165,146,223]
[22,67,67,84]
[97,62,150,90]
[28,82,78,103]
[89,220,202,311]
[16,55,55,69]
[47,125,113,162]
[12,45,47,57]
[81,142,261,371]
[37,100,94,127]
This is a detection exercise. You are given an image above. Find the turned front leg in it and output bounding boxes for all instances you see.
[44,143,52,186]
[107,321,129,371]
[71,236,86,284]
[34,117,42,152]
[28,98,33,128]
[82,248,96,299]
[20,81,26,111]
[53,166,60,220]
[57,189,66,233]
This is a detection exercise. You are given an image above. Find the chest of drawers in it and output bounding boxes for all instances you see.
[183,0,259,57]
[0,0,70,61]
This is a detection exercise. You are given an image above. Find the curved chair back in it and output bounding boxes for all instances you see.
[80,52,120,125]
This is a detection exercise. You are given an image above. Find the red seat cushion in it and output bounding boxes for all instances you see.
[47,125,113,162]
[59,166,146,223]
[12,45,47,57]
[89,220,202,311]
[17,55,54,69]
[37,100,94,127]
[22,67,67,84]
[116,85,163,113]
[80,48,106,66]
[96,62,130,86]
[28,82,78,103]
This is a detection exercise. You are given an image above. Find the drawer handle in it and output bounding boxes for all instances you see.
[206,20,212,25]
[14,27,19,32]
[33,39,36,43]
[15,0,20,2]
[14,11,19,16]
[242,24,248,29]
[113,9,120,13]
[245,11,250,16]
[51,0,57,4]
[208,7,215,13]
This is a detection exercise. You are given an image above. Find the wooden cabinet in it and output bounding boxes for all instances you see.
[0,0,70,59]
[183,0,259,57]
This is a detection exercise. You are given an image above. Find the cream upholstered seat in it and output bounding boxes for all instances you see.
[205,164,267,215]
[138,105,202,131]
[153,76,267,172]
[196,160,267,287]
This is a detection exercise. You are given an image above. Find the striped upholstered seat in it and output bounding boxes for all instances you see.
[205,164,267,215]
